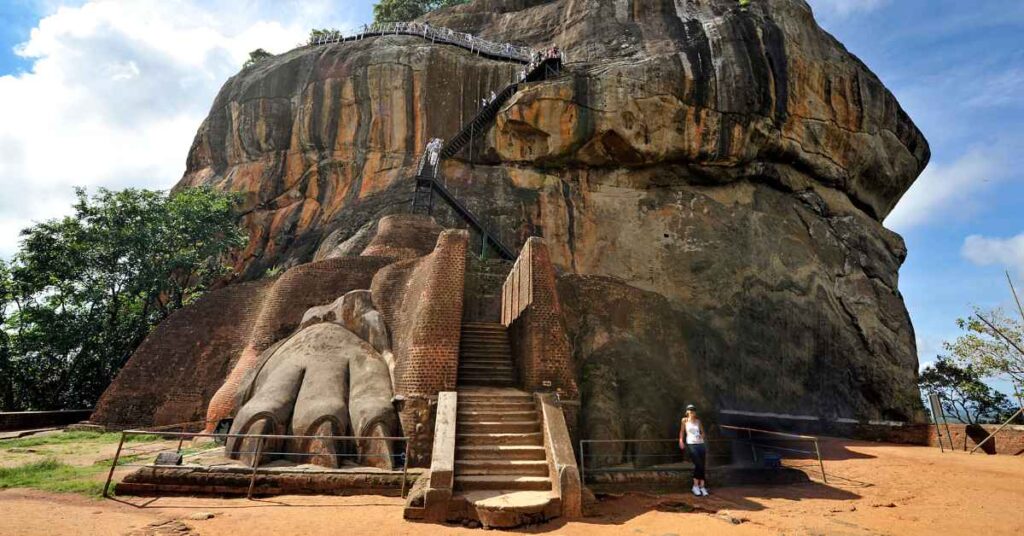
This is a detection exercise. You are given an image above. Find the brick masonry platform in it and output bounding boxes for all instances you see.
[116,465,425,498]
[0,410,93,432]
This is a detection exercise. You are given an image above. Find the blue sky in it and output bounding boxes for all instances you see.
[0,1,1021,396]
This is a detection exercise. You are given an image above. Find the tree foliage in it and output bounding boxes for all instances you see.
[0,187,246,411]
[946,307,1024,390]
[918,357,1017,424]
[307,28,344,45]
[243,48,274,69]
[372,0,468,24]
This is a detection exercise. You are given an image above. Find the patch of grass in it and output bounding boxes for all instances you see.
[1,431,161,449]
[0,459,109,497]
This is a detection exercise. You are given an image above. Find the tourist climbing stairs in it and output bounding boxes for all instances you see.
[453,388,551,495]
[441,56,562,160]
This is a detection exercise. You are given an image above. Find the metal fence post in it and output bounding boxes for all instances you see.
[400,439,411,498]
[102,431,127,498]
[578,440,586,485]
[814,439,827,483]
[247,436,265,499]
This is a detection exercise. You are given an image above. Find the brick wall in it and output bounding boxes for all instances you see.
[91,280,273,428]
[372,229,468,465]
[719,411,1024,455]
[203,256,394,428]
[0,410,94,432]
[501,238,578,399]
[361,214,443,261]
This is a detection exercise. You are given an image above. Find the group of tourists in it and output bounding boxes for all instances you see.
[425,138,443,169]
[519,45,563,82]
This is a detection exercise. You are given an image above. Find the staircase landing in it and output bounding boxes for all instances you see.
[451,386,557,528]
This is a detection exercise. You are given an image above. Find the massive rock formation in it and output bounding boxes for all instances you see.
[169,0,927,449]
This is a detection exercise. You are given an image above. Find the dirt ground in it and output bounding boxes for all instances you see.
[0,438,1021,536]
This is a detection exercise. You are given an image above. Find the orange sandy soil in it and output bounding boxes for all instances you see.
[1,438,1021,536]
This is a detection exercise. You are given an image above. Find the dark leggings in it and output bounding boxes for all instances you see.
[687,443,707,481]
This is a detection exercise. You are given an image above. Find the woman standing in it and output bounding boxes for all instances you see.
[680,404,709,496]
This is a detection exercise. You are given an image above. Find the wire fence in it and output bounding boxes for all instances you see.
[103,423,412,500]
[579,426,827,485]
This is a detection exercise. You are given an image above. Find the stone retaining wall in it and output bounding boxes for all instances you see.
[0,410,94,432]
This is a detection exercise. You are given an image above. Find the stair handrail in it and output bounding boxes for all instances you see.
[305,22,540,64]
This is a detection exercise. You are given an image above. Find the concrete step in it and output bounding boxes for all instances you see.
[460,377,516,385]
[458,376,516,385]
[458,357,514,365]
[457,410,538,422]
[458,370,514,379]
[459,394,534,403]
[460,339,512,346]
[454,475,552,492]
[456,445,547,461]
[455,460,549,476]
[462,322,505,330]
[459,363,513,372]
[457,420,541,434]
[457,432,543,446]
[458,402,535,413]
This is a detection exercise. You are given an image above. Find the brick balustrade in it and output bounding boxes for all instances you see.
[501,238,578,399]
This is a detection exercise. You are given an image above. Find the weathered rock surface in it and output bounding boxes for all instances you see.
[178,0,928,449]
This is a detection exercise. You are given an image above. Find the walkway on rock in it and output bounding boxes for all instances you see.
[307,21,534,64]
[308,22,563,261]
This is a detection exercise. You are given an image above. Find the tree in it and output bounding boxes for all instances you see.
[307,28,343,45]
[919,358,1017,424]
[1,187,246,411]
[947,307,1024,391]
[243,48,274,69]
[0,260,14,410]
[372,0,468,24]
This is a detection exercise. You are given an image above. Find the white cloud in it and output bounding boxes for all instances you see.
[884,147,1009,231]
[962,233,1024,273]
[0,0,357,258]
[807,0,890,18]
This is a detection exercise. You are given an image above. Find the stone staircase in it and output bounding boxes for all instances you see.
[457,322,516,387]
[450,388,558,526]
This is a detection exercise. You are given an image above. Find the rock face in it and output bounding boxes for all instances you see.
[178,0,929,448]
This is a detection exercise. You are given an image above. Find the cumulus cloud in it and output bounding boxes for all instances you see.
[884,147,1009,232]
[962,233,1024,273]
[0,0,355,257]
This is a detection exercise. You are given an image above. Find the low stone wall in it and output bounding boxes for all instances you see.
[501,238,577,398]
[719,410,1024,455]
[0,410,93,432]
[116,465,422,497]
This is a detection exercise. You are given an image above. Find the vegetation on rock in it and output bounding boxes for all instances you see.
[0,187,246,411]
[242,48,274,68]
[307,28,343,45]
[372,0,467,24]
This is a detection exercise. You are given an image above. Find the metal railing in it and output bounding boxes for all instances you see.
[720,425,827,483]
[103,426,412,500]
[579,438,731,485]
[306,22,537,64]
[580,426,827,485]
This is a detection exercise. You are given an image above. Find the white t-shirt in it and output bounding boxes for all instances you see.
[684,420,704,445]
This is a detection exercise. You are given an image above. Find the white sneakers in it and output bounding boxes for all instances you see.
[691,485,701,496]
[700,486,710,496]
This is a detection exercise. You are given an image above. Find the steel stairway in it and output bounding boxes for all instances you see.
[412,56,563,260]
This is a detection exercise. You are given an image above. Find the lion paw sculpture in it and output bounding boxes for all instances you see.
[226,290,398,469]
